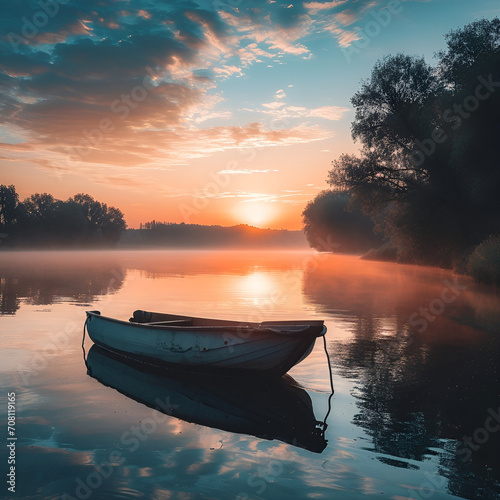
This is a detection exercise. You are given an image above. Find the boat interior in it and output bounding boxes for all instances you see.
[129,310,324,329]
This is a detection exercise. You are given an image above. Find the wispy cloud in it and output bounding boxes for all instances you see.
[219,9,312,57]
[275,89,287,99]
[257,102,350,121]
[213,65,243,78]
[304,0,350,14]
[217,169,279,175]
[262,102,287,109]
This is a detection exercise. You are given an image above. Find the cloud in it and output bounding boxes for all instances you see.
[2,120,330,187]
[329,28,362,47]
[216,169,279,175]
[0,0,345,184]
[219,9,312,57]
[275,89,287,99]
[238,189,317,204]
[304,1,349,15]
[307,105,350,120]
[334,9,360,26]
[262,102,286,109]
[237,43,276,65]
[213,65,243,77]
[191,110,233,124]
[191,190,310,204]
[257,102,349,121]
[307,0,398,48]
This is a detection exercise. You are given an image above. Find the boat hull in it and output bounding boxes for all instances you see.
[85,311,326,377]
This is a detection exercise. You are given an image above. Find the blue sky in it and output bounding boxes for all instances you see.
[0,0,498,228]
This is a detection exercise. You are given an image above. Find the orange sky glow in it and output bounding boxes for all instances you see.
[0,0,495,229]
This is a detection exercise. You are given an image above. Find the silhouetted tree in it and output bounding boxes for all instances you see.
[438,18,500,88]
[49,201,89,244]
[0,185,18,231]
[20,192,57,220]
[101,206,127,243]
[323,18,500,268]
[17,193,58,242]
[0,186,126,247]
[302,190,383,253]
[69,193,126,244]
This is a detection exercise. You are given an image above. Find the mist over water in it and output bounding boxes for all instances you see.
[0,250,499,499]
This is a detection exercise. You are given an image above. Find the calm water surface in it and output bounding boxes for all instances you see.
[0,250,499,500]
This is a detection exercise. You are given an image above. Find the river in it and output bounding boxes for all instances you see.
[0,250,499,499]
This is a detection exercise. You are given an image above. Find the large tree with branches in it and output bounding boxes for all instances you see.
[324,18,500,267]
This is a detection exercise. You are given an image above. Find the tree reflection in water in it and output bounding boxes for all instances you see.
[302,256,500,499]
[0,252,125,315]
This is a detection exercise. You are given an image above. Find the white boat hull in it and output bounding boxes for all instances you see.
[85,310,326,377]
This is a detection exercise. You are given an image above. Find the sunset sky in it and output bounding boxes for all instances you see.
[0,0,498,229]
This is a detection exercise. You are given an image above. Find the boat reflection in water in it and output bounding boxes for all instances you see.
[85,345,329,453]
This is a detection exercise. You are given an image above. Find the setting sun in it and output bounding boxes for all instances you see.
[236,203,277,228]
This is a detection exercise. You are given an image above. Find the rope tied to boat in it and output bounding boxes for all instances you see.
[317,333,334,435]
[82,315,89,369]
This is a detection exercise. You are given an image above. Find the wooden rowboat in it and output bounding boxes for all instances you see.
[84,310,326,377]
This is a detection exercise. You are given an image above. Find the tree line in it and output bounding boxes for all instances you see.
[303,18,500,281]
[124,221,307,248]
[0,185,126,247]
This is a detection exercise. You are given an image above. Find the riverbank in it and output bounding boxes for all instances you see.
[361,238,500,287]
